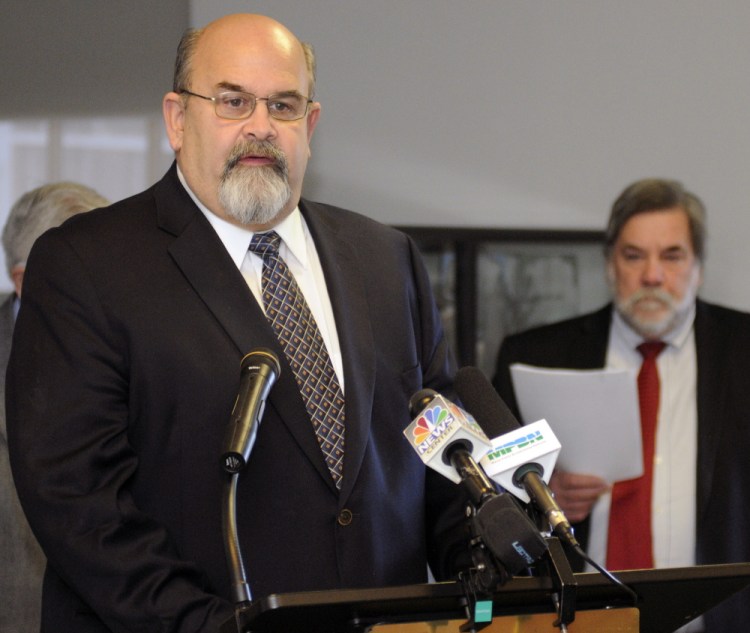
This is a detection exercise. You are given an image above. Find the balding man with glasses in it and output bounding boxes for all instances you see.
[7,14,470,633]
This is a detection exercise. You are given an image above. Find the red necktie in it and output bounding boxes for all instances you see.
[606,340,666,570]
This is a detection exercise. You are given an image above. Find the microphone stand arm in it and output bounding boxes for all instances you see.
[222,472,253,605]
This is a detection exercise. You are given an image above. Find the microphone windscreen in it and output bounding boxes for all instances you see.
[408,388,438,417]
[474,493,548,574]
[454,366,520,437]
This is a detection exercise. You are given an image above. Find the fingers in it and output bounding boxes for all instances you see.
[548,469,610,523]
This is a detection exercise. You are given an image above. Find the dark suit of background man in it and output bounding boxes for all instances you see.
[494,178,750,632]
[6,14,469,633]
[0,182,108,633]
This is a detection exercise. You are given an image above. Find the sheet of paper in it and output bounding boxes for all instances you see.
[509,363,642,482]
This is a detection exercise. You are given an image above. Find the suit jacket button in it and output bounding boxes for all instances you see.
[337,509,353,526]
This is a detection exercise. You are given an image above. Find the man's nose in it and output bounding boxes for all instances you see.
[641,256,665,286]
[240,102,276,140]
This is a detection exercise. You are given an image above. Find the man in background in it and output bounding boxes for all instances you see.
[0,181,107,633]
[494,178,750,632]
[7,14,469,632]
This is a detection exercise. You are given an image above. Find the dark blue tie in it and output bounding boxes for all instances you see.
[248,231,345,489]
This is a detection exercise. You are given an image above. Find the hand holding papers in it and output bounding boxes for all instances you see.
[509,363,642,483]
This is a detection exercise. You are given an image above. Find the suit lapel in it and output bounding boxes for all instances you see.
[569,305,612,368]
[694,300,725,520]
[154,170,341,490]
[155,167,278,357]
[301,200,376,500]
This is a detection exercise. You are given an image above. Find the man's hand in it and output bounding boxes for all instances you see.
[548,469,610,523]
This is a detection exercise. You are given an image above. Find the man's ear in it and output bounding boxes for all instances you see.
[305,102,321,145]
[11,266,24,298]
[695,261,704,288]
[163,92,186,152]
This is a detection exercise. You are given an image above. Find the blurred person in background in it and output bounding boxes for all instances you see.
[493,178,750,632]
[0,181,107,633]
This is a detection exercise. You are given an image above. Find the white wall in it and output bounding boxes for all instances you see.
[191,1,750,311]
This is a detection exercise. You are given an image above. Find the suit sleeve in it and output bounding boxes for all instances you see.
[6,231,232,632]
[401,235,472,580]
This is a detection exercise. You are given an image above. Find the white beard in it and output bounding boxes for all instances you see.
[612,268,701,338]
[218,141,291,226]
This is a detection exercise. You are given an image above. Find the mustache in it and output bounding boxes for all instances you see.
[223,140,288,177]
[622,288,675,309]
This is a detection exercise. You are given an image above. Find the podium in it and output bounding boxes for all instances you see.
[222,562,750,633]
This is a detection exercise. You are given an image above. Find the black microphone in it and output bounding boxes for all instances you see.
[406,389,547,576]
[454,366,580,548]
[222,349,281,473]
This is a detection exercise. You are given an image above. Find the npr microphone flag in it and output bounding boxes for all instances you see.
[404,394,493,484]
[480,419,561,503]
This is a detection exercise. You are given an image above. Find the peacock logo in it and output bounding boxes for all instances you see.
[412,404,451,448]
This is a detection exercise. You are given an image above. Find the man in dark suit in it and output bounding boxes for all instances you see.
[6,14,470,633]
[493,178,750,631]
[0,182,107,633]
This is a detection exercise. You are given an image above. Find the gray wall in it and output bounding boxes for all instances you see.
[3,1,750,312]
[193,1,750,312]
[0,0,187,116]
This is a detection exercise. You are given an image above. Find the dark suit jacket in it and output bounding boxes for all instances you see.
[493,301,750,631]
[6,165,469,632]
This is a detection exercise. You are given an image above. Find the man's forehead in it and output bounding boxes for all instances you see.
[197,17,302,63]
[192,41,307,93]
[617,208,692,245]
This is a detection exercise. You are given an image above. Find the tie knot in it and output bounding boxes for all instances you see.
[249,231,282,258]
[637,340,666,360]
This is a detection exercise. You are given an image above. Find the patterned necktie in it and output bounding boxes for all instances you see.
[606,340,666,570]
[248,231,345,489]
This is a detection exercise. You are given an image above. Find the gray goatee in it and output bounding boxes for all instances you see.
[218,140,291,226]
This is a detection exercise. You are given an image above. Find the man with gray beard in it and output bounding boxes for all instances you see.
[493,178,750,632]
[6,14,470,633]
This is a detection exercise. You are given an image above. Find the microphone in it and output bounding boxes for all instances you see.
[454,366,580,548]
[406,388,495,503]
[222,349,281,473]
[405,389,547,576]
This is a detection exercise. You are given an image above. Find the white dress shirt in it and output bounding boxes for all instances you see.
[586,305,701,631]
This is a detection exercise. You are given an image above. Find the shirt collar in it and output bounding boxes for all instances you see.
[176,165,308,269]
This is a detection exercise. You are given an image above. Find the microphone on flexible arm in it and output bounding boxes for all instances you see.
[220,348,281,620]
[453,366,580,549]
[405,389,547,583]
[222,349,282,474]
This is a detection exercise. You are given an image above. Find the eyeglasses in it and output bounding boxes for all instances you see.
[179,89,313,121]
